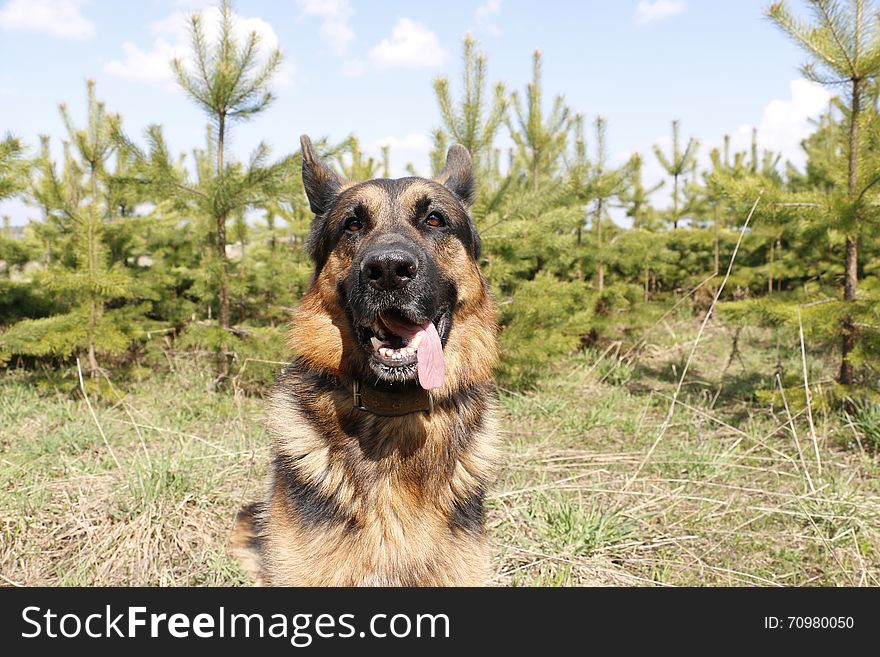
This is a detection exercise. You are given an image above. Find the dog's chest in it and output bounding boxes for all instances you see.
[313,467,480,585]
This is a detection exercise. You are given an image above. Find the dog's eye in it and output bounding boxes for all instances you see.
[344,217,363,233]
[425,211,446,228]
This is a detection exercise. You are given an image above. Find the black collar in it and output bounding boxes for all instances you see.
[352,380,433,417]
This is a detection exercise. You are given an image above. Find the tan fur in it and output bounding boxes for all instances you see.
[260,400,499,585]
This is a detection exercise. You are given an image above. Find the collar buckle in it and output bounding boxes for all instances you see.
[353,380,433,417]
[353,380,366,411]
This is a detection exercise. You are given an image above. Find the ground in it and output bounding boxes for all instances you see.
[1,316,878,586]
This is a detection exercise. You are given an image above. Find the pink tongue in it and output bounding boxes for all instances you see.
[381,314,445,390]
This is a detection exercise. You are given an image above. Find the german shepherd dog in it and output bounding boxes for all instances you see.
[231,135,498,586]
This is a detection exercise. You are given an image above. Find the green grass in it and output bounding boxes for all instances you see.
[1,322,879,586]
[850,400,880,452]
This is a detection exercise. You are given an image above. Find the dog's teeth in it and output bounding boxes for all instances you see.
[375,343,419,363]
[410,334,423,349]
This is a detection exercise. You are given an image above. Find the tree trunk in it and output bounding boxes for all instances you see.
[215,112,232,383]
[268,213,277,252]
[840,79,861,386]
[768,238,774,294]
[596,204,604,291]
[532,151,539,193]
[217,212,229,328]
[713,203,720,276]
[87,169,101,376]
[644,268,650,302]
[87,295,99,373]
[217,112,230,332]
[776,238,783,292]
[840,236,858,385]
[672,173,679,229]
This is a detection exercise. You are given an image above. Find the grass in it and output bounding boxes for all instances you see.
[1,320,879,586]
[849,400,880,452]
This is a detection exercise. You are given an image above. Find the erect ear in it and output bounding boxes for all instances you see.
[435,144,474,206]
[300,134,343,215]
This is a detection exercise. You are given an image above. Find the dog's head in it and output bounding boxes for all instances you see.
[288,135,496,394]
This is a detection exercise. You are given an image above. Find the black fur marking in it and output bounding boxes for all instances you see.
[413,195,432,221]
[274,455,356,530]
[306,214,330,266]
[436,144,475,206]
[445,383,491,435]
[235,501,265,551]
[450,487,485,534]
[285,357,339,393]
[301,135,342,216]
[446,382,491,413]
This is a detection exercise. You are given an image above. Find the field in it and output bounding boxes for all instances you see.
[3,311,878,587]
[5,0,880,596]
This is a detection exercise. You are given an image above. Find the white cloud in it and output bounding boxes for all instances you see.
[341,58,365,77]
[104,39,182,87]
[296,0,350,20]
[105,6,291,90]
[0,0,94,40]
[368,18,448,71]
[297,0,354,57]
[729,78,832,169]
[368,133,433,178]
[635,0,685,25]
[475,0,502,37]
[173,0,215,8]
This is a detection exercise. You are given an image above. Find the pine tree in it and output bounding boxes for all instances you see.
[508,50,572,192]
[337,135,383,180]
[432,34,507,175]
[617,152,665,298]
[569,114,635,290]
[1,82,143,371]
[171,0,282,336]
[653,120,699,229]
[63,81,124,372]
[144,0,293,381]
[619,153,664,231]
[767,0,880,385]
[680,159,708,228]
[0,135,33,283]
[116,116,297,381]
[0,134,27,202]
[705,136,742,276]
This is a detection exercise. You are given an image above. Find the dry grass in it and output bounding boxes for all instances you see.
[2,324,879,587]
[490,323,880,586]
[1,352,267,586]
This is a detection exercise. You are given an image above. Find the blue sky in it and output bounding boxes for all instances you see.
[0,0,831,225]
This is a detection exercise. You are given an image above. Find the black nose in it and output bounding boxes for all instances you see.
[361,250,419,292]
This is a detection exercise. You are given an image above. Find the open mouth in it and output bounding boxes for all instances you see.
[357,309,449,389]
